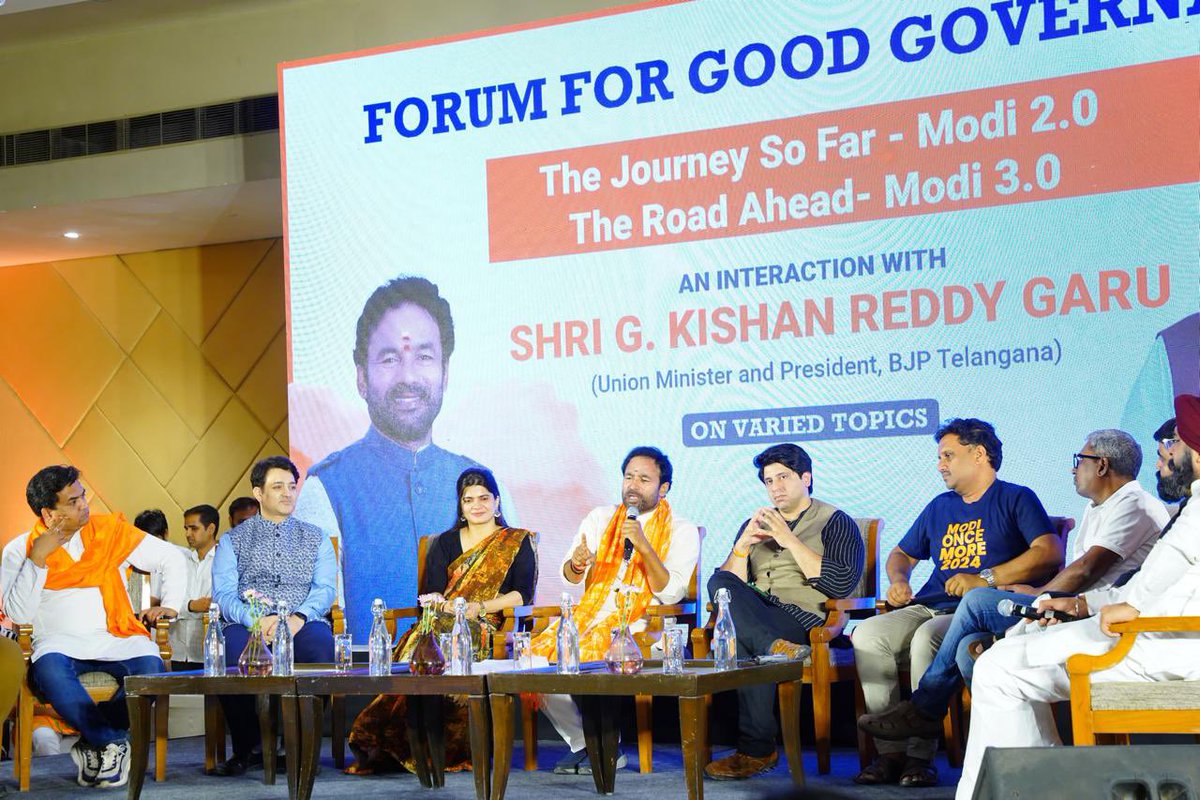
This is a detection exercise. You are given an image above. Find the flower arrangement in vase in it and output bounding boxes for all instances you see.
[238,589,275,677]
[605,582,643,675]
[409,593,447,676]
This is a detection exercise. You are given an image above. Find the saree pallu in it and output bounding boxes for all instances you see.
[346,527,531,775]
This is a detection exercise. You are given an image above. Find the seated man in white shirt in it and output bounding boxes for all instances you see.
[132,508,169,607]
[529,446,700,775]
[0,465,186,789]
[171,504,221,670]
[954,395,1200,800]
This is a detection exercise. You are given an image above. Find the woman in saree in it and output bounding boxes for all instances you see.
[346,467,536,774]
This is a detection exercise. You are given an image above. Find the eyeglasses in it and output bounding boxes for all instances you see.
[1072,453,1104,469]
[1159,437,1180,450]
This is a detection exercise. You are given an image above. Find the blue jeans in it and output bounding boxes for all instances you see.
[219,622,333,755]
[909,588,1034,718]
[29,653,164,748]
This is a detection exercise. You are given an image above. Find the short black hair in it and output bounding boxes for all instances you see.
[754,443,814,493]
[251,456,299,489]
[621,446,673,487]
[184,504,220,533]
[25,465,81,517]
[228,496,260,517]
[353,276,455,367]
[935,418,1003,470]
[134,509,169,539]
[1154,417,1177,442]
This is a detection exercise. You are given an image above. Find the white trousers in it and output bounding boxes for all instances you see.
[955,617,1169,800]
[539,693,586,752]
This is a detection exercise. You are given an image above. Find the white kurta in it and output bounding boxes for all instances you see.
[1,528,187,663]
[957,481,1200,800]
[170,545,215,663]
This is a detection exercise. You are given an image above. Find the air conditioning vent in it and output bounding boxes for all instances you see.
[0,94,279,168]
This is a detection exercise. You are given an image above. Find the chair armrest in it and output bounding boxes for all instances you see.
[330,605,345,635]
[824,597,877,612]
[155,619,173,664]
[1067,616,1200,677]
[17,623,33,661]
[645,602,696,619]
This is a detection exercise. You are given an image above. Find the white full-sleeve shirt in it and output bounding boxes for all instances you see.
[1,528,187,662]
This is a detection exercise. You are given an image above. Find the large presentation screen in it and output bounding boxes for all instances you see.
[280,0,1199,629]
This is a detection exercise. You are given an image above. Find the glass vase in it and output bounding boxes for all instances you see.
[409,630,447,675]
[237,625,273,677]
[605,623,644,675]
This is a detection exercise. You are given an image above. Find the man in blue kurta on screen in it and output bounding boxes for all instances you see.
[294,276,480,641]
[851,418,1063,788]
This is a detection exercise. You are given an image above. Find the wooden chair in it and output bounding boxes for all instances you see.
[517,526,705,774]
[693,517,881,775]
[1067,616,1200,744]
[328,532,528,768]
[12,619,172,791]
[940,515,1076,767]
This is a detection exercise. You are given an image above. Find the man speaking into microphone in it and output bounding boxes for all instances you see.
[531,446,699,775]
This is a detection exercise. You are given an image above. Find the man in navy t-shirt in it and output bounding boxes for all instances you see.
[851,418,1062,788]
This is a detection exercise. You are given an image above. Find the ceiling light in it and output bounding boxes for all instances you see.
[63,231,81,239]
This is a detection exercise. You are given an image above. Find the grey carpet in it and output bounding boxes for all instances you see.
[8,737,960,799]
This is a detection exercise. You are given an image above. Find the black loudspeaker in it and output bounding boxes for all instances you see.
[974,745,1200,800]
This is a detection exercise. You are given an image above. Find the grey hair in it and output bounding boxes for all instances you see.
[1084,429,1142,478]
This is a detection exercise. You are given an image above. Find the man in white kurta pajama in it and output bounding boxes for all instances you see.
[957,397,1200,800]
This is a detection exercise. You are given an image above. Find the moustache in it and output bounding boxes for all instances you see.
[386,383,430,404]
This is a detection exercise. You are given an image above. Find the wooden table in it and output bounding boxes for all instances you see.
[486,659,805,800]
[295,667,493,800]
[124,670,303,800]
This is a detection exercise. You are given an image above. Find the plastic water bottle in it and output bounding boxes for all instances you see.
[450,597,473,675]
[272,600,294,676]
[203,603,225,677]
[556,592,581,675]
[712,587,738,672]
[368,598,392,676]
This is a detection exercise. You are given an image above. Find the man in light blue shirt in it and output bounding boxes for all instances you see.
[211,455,336,777]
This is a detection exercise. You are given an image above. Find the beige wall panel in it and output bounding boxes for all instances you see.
[167,396,269,510]
[0,262,124,446]
[218,438,290,529]
[51,255,159,353]
[121,240,272,345]
[238,330,288,432]
[203,240,285,387]
[63,408,184,527]
[96,360,197,484]
[131,311,232,437]
[274,419,289,451]
[0,379,68,549]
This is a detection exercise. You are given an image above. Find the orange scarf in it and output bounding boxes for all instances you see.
[28,513,148,639]
[532,500,673,661]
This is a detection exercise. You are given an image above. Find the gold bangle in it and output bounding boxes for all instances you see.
[568,560,586,575]
[732,548,750,558]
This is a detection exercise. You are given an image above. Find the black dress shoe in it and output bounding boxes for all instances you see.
[210,751,264,777]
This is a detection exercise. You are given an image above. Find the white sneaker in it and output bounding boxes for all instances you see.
[69,741,100,787]
[94,740,131,788]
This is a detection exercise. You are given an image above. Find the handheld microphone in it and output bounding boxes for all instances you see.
[997,597,1075,623]
[623,505,637,562]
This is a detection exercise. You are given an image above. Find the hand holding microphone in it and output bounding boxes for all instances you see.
[622,505,639,562]
[997,597,1077,624]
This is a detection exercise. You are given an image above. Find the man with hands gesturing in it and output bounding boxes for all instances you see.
[1,465,187,788]
[704,443,864,781]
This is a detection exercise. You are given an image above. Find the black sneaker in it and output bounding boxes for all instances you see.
[69,741,100,787]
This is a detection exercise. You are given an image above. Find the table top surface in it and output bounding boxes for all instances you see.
[123,658,803,696]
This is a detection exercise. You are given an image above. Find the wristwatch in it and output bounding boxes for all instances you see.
[979,568,996,588]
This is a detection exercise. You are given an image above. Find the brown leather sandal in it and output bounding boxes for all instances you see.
[853,754,905,785]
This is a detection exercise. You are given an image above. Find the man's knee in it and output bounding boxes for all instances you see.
[126,656,164,676]
[851,612,893,654]
[706,568,743,597]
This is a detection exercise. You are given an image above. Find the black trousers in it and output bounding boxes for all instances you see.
[707,569,814,757]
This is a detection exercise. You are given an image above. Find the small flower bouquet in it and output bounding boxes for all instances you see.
[606,582,643,675]
[410,593,446,675]
[238,589,275,676]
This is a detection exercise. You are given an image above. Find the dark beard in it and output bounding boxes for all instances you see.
[368,383,442,446]
[1157,449,1196,502]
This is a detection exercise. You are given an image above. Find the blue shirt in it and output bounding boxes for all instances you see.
[212,514,338,629]
[898,479,1052,610]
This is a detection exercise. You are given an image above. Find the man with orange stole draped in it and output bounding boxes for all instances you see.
[1,465,186,789]
[531,446,700,775]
